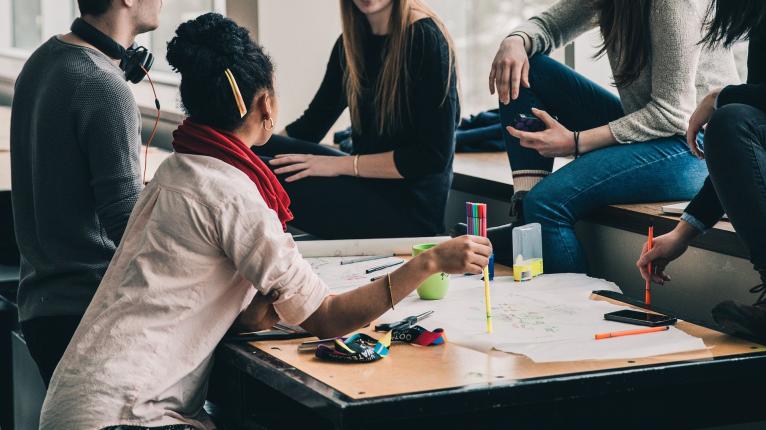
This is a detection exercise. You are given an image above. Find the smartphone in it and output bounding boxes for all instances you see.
[604,309,677,327]
[513,113,547,132]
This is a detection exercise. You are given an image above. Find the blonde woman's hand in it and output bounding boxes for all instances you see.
[270,154,351,182]
[489,35,530,104]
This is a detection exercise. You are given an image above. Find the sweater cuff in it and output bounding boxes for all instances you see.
[511,21,547,57]
[680,212,707,233]
[607,119,633,144]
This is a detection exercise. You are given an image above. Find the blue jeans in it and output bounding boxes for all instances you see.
[500,55,709,273]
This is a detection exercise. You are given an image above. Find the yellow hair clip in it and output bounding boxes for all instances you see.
[224,68,248,118]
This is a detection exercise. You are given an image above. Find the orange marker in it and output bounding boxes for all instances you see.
[645,225,654,305]
[595,325,668,340]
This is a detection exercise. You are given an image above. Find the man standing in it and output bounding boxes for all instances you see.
[10,0,162,385]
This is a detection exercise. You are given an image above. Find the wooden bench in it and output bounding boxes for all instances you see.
[452,152,747,259]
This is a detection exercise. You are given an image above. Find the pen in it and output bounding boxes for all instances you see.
[340,254,394,265]
[374,310,434,331]
[594,325,669,340]
[365,260,404,274]
[646,225,654,305]
[223,330,313,342]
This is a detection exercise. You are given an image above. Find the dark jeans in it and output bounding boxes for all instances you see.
[500,55,708,273]
[252,134,431,239]
[705,104,766,283]
[20,314,82,387]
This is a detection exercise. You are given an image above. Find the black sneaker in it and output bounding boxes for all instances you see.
[711,284,766,343]
[509,191,527,224]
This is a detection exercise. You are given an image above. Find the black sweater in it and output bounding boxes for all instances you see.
[285,18,459,235]
[684,22,766,228]
[11,38,142,320]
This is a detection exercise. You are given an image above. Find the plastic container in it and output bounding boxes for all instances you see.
[512,223,544,281]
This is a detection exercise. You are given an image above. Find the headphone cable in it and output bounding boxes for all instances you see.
[141,64,161,184]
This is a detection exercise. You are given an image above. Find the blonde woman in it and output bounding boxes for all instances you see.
[252,0,459,239]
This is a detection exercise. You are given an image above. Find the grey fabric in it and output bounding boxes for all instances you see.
[513,0,740,143]
[10,36,142,321]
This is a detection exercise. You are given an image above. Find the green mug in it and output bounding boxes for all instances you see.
[413,243,449,300]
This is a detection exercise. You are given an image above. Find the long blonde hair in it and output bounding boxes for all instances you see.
[340,0,457,136]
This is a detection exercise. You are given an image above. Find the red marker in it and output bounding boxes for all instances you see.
[645,225,654,305]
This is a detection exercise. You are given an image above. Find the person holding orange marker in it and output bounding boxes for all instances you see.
[638,0,766,342]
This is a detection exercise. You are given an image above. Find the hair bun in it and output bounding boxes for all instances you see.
[166,12,252,76]
[166,12,274,130]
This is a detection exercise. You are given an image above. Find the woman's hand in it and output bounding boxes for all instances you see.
[687,88,721,160]
[635,222,699,284]
[236,291,280,332]
[506,108,573,157]
[269,154,351,182]
[489,35,530,104]
[426,235,493,275]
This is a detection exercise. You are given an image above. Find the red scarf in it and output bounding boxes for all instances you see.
[172,119,293,230]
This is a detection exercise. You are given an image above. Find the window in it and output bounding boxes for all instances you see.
[0,0,222,74]
[0,0,76,54]
[11,0,43,50]
[147,0,223,74]
[430,0,557,115]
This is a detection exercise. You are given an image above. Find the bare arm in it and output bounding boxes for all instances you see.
[269,151,404,182]
[301,235,491,339]
[578,125,617,153]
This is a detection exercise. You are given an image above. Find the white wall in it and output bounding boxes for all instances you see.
[256,0,349,139]
[0,0,11,49]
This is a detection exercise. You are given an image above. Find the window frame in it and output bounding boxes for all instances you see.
[0,0,242,116]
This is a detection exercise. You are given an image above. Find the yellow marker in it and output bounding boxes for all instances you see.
[483,266,493,333]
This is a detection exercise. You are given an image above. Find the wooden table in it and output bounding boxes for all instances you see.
[209,269,766,429]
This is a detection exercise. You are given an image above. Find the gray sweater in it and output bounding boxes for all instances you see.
[11,37,143,321]
[514,0,740,143]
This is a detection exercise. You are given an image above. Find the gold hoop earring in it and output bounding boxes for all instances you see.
[263,117,275,131]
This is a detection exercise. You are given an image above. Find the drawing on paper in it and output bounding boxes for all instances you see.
[307,256,404,293]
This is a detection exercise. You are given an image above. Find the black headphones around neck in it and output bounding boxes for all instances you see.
[70,17,154,84]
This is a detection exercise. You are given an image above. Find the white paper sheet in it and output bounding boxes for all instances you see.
[500,326,706,362]
[307,256,405,293]
[371,274,708,362]
[296,237,450,257]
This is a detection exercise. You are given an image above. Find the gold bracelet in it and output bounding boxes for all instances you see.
[353,154,360,177]
[387,272,395,310]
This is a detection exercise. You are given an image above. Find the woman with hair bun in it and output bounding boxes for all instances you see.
[38,13,490,430]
